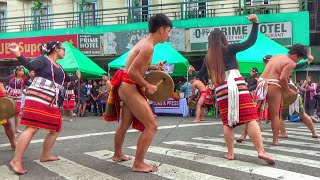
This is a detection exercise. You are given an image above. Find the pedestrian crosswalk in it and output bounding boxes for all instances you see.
[85,150,227,180]
[0,165,19,180]
[128,146,320,180]
[35,157,120,180]
[1,125,320,180]
[163,140,320,169]
[194,136,320,157]
[261,131,317,141]
[265,129,318,136]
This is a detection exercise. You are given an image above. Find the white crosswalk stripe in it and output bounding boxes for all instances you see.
[261,132,320,141]
[35,157,119,180]
[0,165,19,180]
[162,140,320,169]
[285,127,319,132]
[193,136,320,157]
[232,133,320,149]
[84,150,226,180]
[264,129,318,137]
[298,126,320,129]
[127,146,320,180]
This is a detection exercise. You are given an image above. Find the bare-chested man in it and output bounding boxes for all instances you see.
[237,55,317,142]
[109,14,172,173]
[188,77,209,122]
[255,44,308,146]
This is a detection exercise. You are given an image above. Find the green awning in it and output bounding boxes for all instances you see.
[57,42,106,78]
[108,42,189,77]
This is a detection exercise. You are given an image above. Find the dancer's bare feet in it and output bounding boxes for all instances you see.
[200,119,205,121]
[10,160,27,175]
[132,163,158,173]
[278,133,288,138]
[69,119,73,122]
[258,153,276,165]
[224,154,235,160]
[312,133,318,138]
[40,155,60,162]
[272,141,281,146]
[192,119,200,123]
[112,154,132,162]
[15,130,22,133]
[236,138,245,143]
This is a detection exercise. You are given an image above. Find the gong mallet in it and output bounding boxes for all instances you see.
[155,77,166,87]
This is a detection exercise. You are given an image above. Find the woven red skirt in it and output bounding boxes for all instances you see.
[63,94,75,110]
[63,100,75,110]
[15,101,21,116]
[21,100,62,132]
[215,77,258,126]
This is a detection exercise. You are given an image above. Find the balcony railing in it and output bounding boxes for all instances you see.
[0,0,308,33]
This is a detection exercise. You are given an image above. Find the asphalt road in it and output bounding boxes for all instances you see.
[1,115,320,180]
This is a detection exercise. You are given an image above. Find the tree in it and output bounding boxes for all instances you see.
[134,0,140,6]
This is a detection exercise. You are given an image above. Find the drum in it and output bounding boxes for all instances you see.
[189,101,197,110]
[144,71,174,102]
[0,97,17,119]
[282,84,298,107]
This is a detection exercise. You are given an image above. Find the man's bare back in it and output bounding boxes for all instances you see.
[193,80,207,92]
[260,55,298,94]
[260,55,296,80]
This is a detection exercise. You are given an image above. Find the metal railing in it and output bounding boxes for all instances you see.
[238,0,308,15]
[0,0,307,33]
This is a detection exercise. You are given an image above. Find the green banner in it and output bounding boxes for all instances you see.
[190,22,292,51]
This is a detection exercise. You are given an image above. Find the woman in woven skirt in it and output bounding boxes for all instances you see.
[8,41,81,175]
[194,14,275,165]
[62,81,76,121]
[0,66,30,133]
